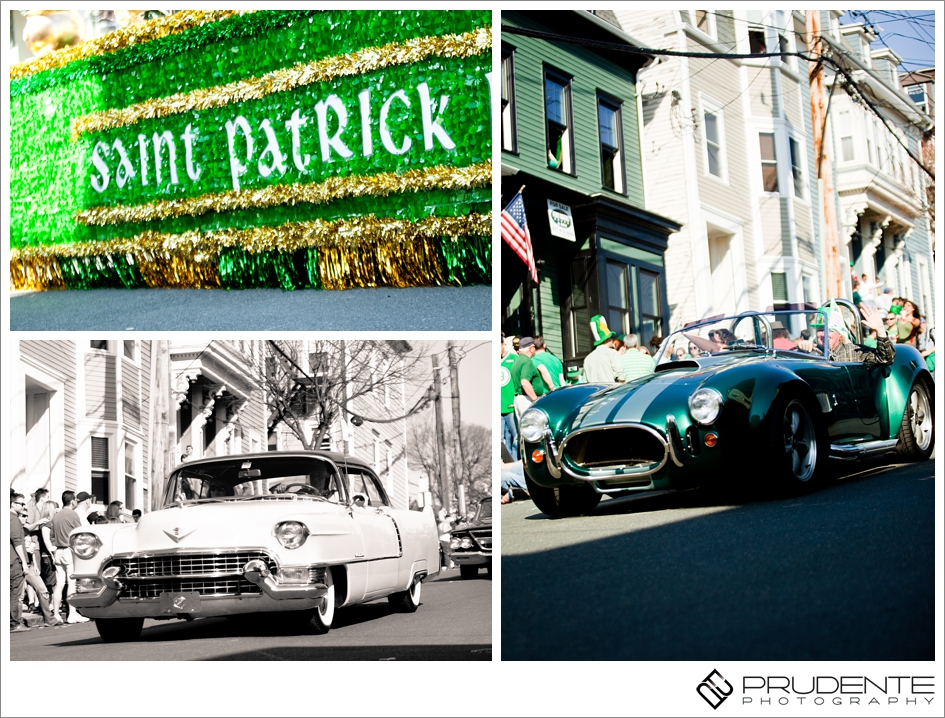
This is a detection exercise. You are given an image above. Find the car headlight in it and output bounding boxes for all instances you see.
[70,533,102,560]
[520,408,550,443]
[274,521,309,550]
[460,537,473,549]
[450,537,461,550]
[689,388,724,425]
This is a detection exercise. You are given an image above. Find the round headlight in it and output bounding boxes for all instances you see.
[460,537,473,549]
[520,408,550,443]
[689,388,724,425]
[274,521,309,550]
[450,537,461,550]
[70,532,102,560]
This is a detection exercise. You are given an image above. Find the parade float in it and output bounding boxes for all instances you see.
[10,10,492,290]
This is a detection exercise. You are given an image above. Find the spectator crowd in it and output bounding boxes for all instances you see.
[10,488,139,633]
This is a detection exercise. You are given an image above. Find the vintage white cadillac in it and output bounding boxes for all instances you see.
[68,451,440,642]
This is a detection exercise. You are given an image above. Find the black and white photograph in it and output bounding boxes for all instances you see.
[8,338,492,661]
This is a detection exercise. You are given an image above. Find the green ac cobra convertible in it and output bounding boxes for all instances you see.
[519,300,934,518]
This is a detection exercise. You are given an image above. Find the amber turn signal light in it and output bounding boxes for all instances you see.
[531,449,545,463]
[704,433,718,447]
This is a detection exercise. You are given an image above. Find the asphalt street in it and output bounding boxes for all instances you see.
[9,567,491,661]
[9,285,492,331]
[501,458,935,661]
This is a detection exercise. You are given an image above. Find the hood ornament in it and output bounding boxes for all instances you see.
[163,527,196,544]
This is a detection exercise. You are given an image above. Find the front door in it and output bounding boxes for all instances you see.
[347,469,400,592]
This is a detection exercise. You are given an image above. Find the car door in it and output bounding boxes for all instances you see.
[347,469,400,593]
[838,361,886,439]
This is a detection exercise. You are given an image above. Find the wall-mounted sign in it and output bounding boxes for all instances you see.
[10,10,492,291]
[547,199,576,241]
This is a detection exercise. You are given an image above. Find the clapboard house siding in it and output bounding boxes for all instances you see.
[85,352,117,421]
[20,340,79,485]
[121,356,141,427]
[503,14,644,206]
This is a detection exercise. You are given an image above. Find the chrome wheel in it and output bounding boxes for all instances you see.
[908,384,933,452]
[782,399,817,482]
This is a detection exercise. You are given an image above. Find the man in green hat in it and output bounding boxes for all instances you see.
[798,303,895,364]
[583,315,626,383]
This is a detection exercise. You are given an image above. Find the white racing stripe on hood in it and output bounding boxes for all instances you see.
[577,375,678,427]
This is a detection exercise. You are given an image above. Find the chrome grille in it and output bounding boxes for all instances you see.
[104,550,275,579]
[103,550,278,600]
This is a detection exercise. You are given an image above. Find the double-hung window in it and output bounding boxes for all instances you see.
[501,45,517,153]
[544,69,573,174]
[597,95,625,193]
[788,137,805,199]
[759,132,779,192]
[701,98,725,180]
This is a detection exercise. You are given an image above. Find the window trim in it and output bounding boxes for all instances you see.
[501,44,518,154]
[691,10,717,41]
[543,66,576,176]
[699,94,727,183]
[596,92,627,195]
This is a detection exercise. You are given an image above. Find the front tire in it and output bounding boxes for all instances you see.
[524,473,602,518]
[305,567,336,634]
[896,378,934,460]
[460,565,479,580]
[387,577,422,613]
[95,617,143,643]
[766,389,826,492]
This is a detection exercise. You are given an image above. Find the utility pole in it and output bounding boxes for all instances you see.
[431,353,451,512]
[447,341,467,516]
[807,10,843,300]
[149,340,169,512]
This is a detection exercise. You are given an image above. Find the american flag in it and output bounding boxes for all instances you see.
[501,191,538,284]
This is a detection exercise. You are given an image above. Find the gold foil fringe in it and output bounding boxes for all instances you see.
[75,162,492,226]
[10,213,491,290]
[71,26,492,139]
[11,11,247,80]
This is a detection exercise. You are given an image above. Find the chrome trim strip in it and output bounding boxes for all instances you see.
[830,439,899,460]
[556,423,669,482]
[666,415,686,467]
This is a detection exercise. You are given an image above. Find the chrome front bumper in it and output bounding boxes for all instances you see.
[449,551,490,566]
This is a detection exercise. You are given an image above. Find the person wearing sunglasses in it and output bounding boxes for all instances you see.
[10,494,59,632]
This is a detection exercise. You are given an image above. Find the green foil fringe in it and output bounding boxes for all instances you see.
[15,236,490,291]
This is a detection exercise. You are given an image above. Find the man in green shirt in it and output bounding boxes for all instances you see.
[532,336,564,389]
[619,333,655,381]
[510,337,548,417]
[500,334,520,460]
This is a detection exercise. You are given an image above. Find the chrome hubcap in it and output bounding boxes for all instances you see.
[783,400,816,481]
[909,385,932,451]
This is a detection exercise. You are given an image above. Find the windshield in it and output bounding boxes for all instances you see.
[475,497,492,522]
[163,455,347,508]
[653,308,854,366]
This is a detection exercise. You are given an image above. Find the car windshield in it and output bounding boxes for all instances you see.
[164,456,346,507]
[653,307,857,366]
[475,498,492,522]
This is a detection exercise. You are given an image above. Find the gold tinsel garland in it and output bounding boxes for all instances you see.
[75,162,492,226]
[11,213,490,291]
[13,213,492,260]
[10,10,247,80]
[71,26,492,139]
